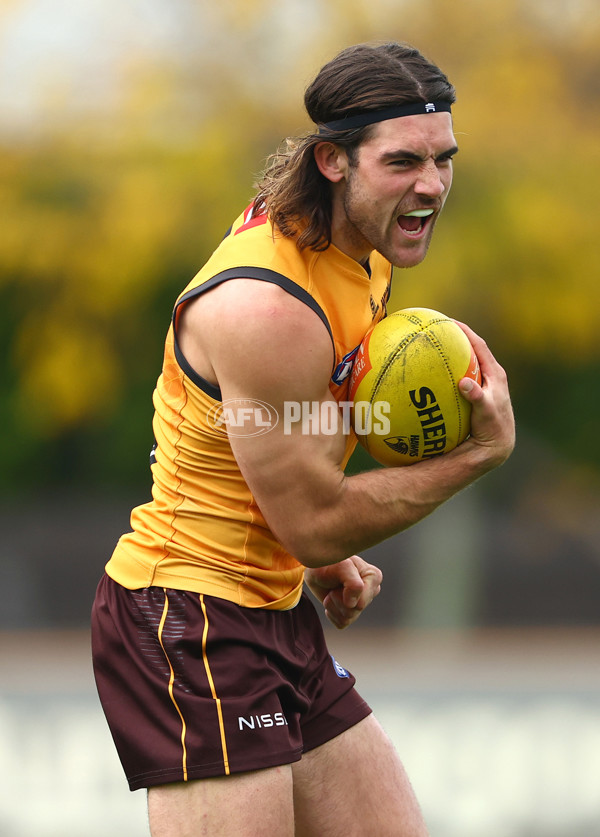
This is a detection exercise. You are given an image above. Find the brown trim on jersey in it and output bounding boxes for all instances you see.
[172,267,336,399]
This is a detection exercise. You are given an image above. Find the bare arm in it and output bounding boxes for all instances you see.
[179,279,515,568]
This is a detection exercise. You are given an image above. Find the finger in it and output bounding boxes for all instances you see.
[324,589,352,615]
[342,578,364,609]
[328,584,374,617]
[309,556,362,592]
[324,574,382,629]
[324,597,352,630]
[453,320,487,353]
[325,610,351,630]
[453,320,504,379]
[347,555,383,587]
[326,587,361,617]
[330,557,366,607]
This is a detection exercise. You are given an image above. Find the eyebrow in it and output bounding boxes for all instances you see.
[380,145,459,162]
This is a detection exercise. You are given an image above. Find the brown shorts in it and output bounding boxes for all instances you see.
[91,574,372,791]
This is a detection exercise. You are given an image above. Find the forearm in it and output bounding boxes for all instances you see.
[293,326,515,567]
[293,438,497,567]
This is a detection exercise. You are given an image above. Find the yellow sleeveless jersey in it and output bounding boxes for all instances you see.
[105,205,392,609]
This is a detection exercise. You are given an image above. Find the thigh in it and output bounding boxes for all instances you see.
[148,765,294,837]
[292,714,429,837]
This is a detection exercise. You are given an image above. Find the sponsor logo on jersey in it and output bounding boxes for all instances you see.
[348,329,374,399]
[331,345,360,386]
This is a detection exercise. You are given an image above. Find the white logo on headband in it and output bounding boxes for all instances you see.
[425,103,436,112]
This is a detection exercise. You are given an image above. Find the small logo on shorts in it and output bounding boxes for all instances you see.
[331,656,350,678]
[238,712,288,731]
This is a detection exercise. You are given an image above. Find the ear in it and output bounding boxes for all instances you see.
[313,141,349,183]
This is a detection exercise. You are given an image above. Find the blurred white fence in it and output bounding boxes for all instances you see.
[1,628,600,837]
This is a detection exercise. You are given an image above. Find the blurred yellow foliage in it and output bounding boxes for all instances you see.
[15,312,122,431]
[0,0,598,454]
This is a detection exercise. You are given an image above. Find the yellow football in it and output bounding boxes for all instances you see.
[348,307,481,466]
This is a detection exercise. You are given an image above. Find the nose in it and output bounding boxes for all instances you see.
[413,160,447,199]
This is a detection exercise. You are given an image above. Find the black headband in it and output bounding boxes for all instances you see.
[318,101,452,133]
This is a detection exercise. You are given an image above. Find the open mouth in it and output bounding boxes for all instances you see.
[397,208,435,237]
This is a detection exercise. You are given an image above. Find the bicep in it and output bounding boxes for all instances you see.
[181,280,348,561]
[227,389,348,556]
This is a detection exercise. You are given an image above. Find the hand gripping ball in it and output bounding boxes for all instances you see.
[348,307,481,466]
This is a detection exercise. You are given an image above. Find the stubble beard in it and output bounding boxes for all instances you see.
[342,174,435,269]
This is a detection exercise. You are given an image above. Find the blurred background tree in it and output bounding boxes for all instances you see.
[0,0,598,627]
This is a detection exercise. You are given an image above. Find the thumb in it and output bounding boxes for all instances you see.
[459,376,483,403]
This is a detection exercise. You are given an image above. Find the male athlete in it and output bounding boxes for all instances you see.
[92,42,515,836]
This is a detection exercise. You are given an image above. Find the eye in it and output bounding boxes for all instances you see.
[389,159,414,169]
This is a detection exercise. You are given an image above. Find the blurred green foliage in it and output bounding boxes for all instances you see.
[1,0,599,493]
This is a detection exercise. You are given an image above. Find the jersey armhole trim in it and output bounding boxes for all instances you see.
[172,267,335,398]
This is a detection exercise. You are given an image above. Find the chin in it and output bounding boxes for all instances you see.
[389,247,430,269]
[379,229,434,269]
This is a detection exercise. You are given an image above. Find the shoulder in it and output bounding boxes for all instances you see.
[187,278,328,343]
[182,278,335,400]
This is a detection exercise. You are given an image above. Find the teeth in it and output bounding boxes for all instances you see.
[403,209,435,217]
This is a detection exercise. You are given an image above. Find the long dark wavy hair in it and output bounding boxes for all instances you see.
[253,42,456,251]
